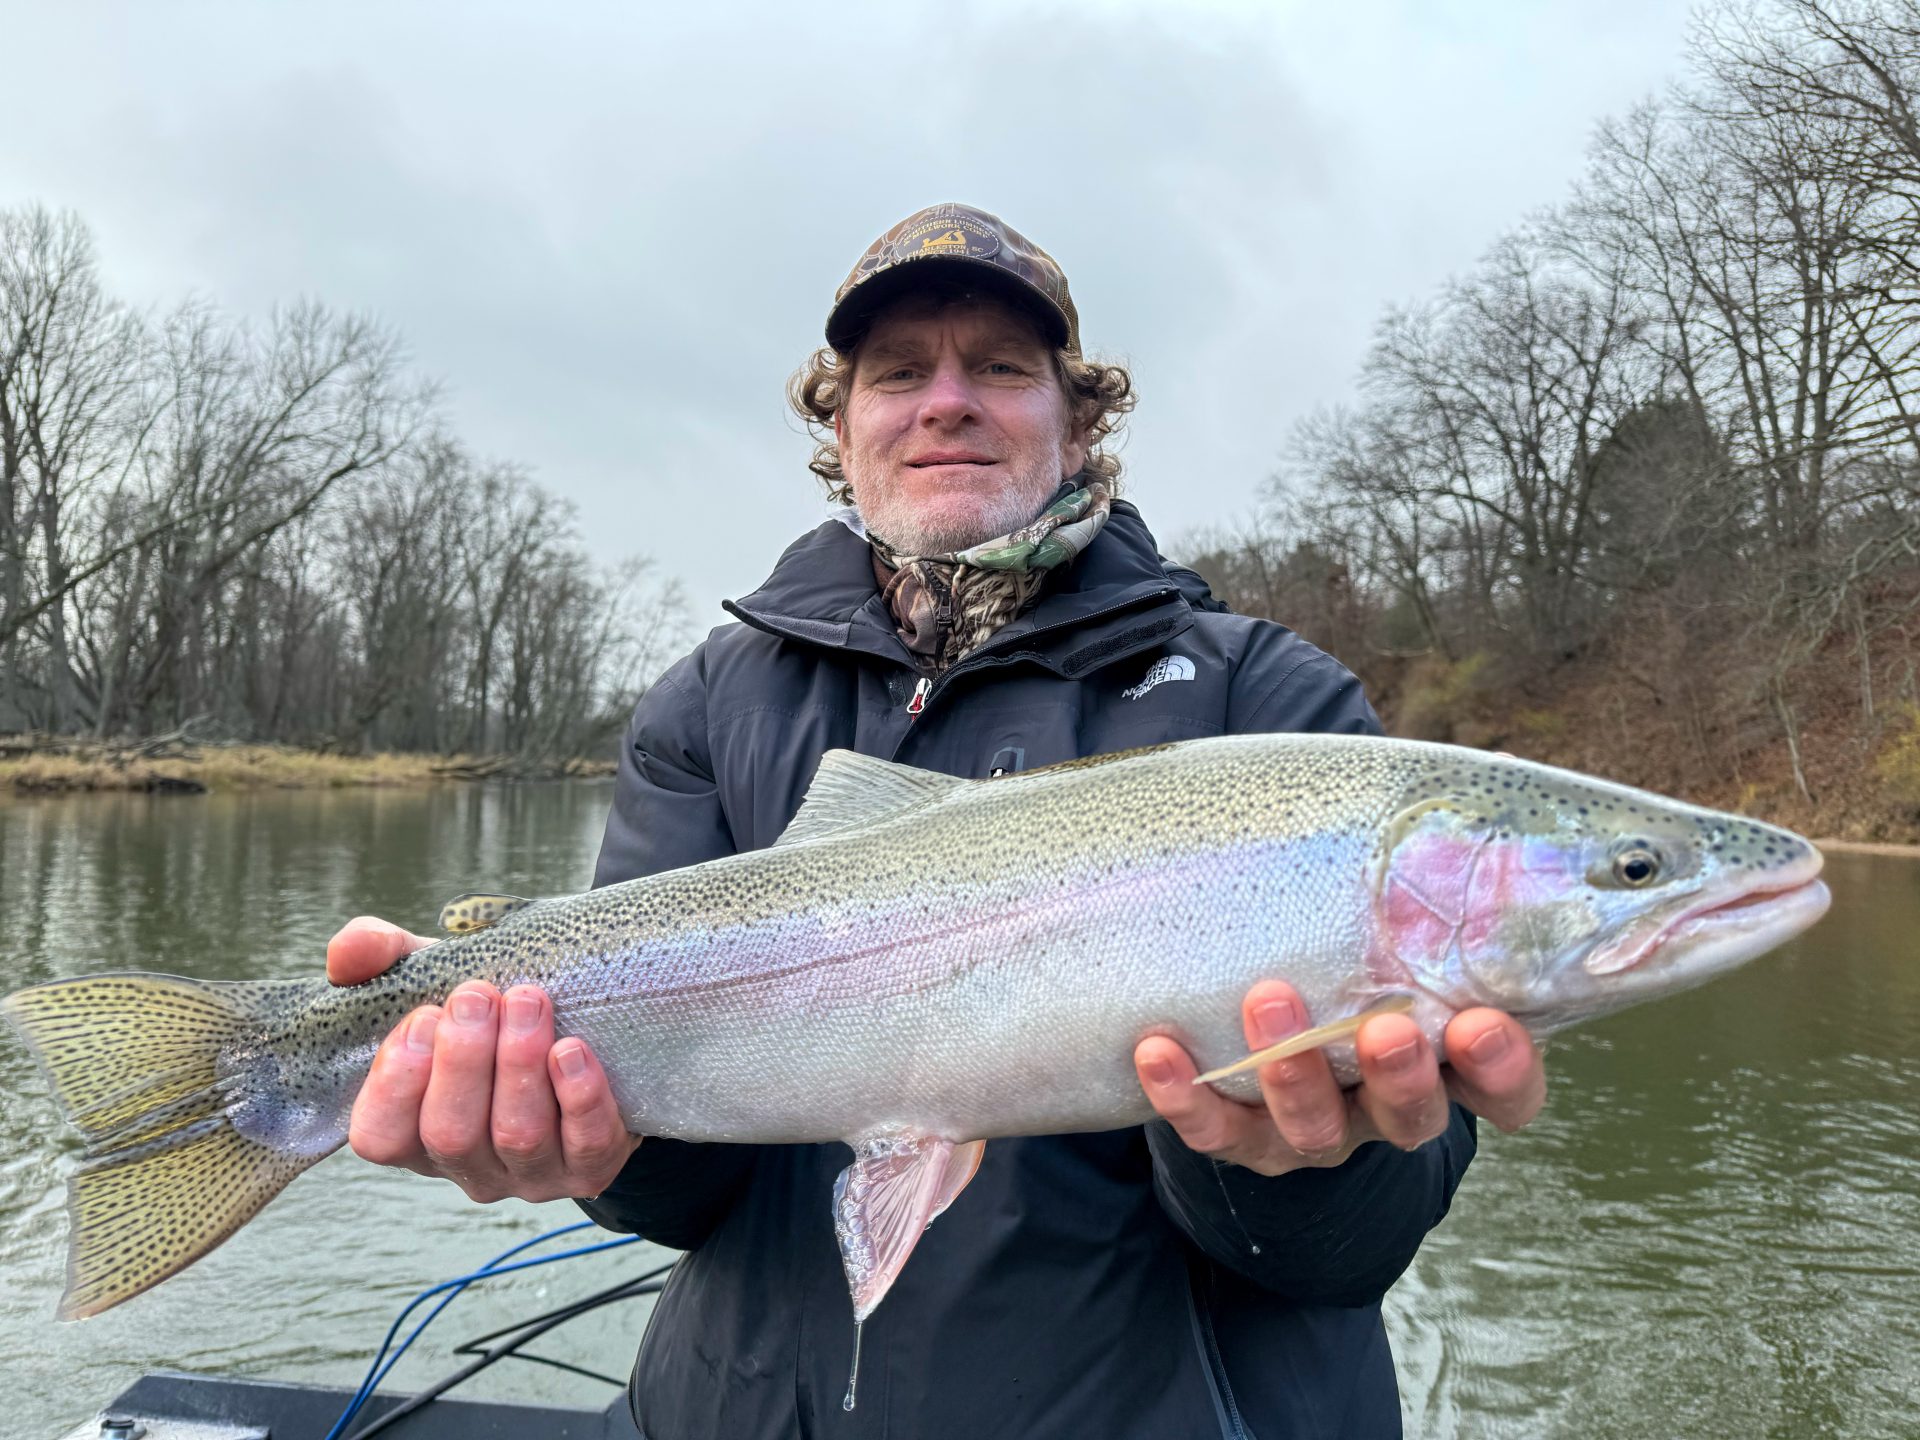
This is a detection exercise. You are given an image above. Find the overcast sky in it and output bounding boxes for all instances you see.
[0,0,1696,629]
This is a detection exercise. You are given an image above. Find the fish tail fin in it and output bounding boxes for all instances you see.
[3,972,328,1319]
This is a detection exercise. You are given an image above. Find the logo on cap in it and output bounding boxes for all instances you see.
[892,213,1001,265]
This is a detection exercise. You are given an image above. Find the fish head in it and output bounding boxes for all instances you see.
[1371,751,1830,1032]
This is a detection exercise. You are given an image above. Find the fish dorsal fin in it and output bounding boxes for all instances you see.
[438,893,540,934]
[774,751,968,847]
[833,1135,986,1323]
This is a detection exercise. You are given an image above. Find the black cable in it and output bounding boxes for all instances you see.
[448,1273,673,1387]
[341,1262,675,1440]
[480,1350,631,1387]
[449,1265,673,1353]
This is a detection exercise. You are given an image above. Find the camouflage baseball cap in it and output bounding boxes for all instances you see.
[826,203,1080,355]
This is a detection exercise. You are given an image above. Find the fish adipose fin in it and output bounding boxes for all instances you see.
[1192,995,1417,1086]
[777,751,969,847]
[833,1135,986,1323]
[2,973,327,1319]
[438,892,539,934]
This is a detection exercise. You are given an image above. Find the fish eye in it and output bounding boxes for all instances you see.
[1612,846,1661,887]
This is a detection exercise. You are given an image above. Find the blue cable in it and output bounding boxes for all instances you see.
[352,1221,602,1405]
[323,1221,643,1440]
[343,1223,620,1428]
[325,1222,642,1439]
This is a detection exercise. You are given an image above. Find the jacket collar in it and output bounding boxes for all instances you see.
[725,498,1196,677]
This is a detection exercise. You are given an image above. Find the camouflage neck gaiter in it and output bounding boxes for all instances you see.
[869,479,1113,674]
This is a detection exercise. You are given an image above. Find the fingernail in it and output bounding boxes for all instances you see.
[406,1012,438,1053]
[1468,1027,1511,1065]
[504,991,542,1035]
[451,990,493,1026]
[554,1041,589,1080]
[1253,999,1303,1046]
[1376,1040,1420,1072]
[1141,1057,1173,1088]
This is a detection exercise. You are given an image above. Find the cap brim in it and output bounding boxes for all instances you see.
[825,256,1071,352]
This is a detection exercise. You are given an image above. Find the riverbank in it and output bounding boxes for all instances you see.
[1346,634,1920,848]
[6,726,1916,849]
[0,737,614,794]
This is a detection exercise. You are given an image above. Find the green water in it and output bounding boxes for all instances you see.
[0,786,1914,1438]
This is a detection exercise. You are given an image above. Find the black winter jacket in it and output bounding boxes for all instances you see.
[581,500,1475,1440]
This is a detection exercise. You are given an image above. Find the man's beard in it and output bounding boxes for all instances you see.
[856,462,1067,556]
[845,441,1065,557]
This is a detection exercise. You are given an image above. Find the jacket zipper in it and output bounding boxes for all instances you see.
[1185,1255,1252,1440]
[898,585,1181,723]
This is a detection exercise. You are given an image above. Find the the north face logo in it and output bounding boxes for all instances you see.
[1124,655,1196,699]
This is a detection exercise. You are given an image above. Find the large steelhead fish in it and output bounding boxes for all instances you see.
[3,735,1829,1325]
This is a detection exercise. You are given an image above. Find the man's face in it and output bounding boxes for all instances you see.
[835,293,1089,555]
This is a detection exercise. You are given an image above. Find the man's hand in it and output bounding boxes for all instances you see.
[329,917,643,1203]
[1135,981,1545,1176]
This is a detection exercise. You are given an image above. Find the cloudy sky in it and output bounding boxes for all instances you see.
[0,0,1695,628]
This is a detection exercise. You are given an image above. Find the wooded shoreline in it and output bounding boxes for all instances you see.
[7,728,1915,856]
[0,731,612,794]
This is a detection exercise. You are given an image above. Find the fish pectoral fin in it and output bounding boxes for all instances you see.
[1191,995,1418,1086]
[437,892,539,934]
[833,1135,985,1323]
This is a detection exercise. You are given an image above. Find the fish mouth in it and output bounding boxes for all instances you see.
[1585,863,1831,979]
[1669,875,1830,946]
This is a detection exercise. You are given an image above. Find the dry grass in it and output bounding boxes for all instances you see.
[0,744,463,794]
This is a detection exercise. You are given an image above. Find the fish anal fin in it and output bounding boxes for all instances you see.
[438,893,538,934]
[1192,995,1417,1086]
[832,1136,985,1323]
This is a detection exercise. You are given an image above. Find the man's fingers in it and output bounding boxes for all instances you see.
[1352,1012,1450,1150]
[1136,1035,1268,1160]
[419,982,508,1200]
[327,916,431,986]
[490,987,563,1185]
[1241,982,1354,1162]
[349,1007,441,1172]
[550,1038,643,1191]
[1442,1008,1546,1133]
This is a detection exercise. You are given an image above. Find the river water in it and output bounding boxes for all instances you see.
[1,784,1914,1438]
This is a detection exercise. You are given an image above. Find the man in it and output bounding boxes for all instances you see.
[331,203,1546,1438]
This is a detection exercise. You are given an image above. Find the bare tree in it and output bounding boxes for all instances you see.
[0,208,151,728]
[1262,0,1920,792]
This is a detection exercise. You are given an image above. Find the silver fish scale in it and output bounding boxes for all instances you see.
[532,738,1397,1142]
[276,734,1817,1151]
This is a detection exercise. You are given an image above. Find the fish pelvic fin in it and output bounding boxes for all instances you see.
[1191,995,1417,1086]
[2,973,331,1320]
[833,1136,985,1324]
